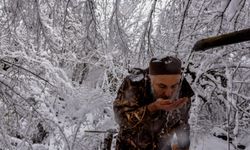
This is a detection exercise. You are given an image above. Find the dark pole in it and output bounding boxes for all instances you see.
[193,28,250,51]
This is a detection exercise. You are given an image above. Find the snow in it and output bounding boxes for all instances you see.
[130,73,144,82]
[227,0,241,21]
[105,132,250,150]
[191,134,235,150]
[152,59,162,62]
[1,0,250,149]
[164,59,172,64]
[190,126,250,150]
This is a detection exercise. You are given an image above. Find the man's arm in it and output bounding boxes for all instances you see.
[113,76,151,129]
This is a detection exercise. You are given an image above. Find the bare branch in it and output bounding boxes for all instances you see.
[0,59,55,87]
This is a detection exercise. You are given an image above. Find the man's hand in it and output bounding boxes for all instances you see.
[147,97,189,112]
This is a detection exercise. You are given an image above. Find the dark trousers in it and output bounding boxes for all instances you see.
[115,140,155,150]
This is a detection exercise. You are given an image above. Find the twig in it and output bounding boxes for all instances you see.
[84,129,117,134]
[0,59,55,87]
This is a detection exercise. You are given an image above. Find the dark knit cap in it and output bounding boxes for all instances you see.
[149,56,182,75]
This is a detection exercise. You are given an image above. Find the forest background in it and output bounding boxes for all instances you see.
[0,0,250,149]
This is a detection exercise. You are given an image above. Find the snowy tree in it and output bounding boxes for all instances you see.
[0,0,250,149]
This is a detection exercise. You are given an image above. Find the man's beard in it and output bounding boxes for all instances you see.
[151,87,177,100]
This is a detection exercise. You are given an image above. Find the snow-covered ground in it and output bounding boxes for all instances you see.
[9,133,250,150]
[191,133,250,150]
[192,135,248,150]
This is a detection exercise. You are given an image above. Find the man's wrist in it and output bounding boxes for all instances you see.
[147,103,156,112]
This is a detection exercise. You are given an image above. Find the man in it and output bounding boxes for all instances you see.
[113,56,194,150]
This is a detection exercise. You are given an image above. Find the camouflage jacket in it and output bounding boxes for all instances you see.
[113,68,194,150]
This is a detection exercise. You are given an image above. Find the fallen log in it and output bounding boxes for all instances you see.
[193,28,250,51]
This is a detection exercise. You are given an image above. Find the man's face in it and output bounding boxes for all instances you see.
[150,74,181,100]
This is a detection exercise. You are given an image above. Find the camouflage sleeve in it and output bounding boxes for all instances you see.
[113,76,151,129]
